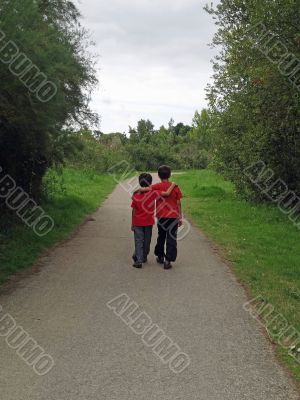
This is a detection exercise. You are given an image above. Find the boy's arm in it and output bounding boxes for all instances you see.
[131,208,135,231]
[133,186,152,194]
[177,200,183,226]
[133,182,176,195]
[161,182,177,197]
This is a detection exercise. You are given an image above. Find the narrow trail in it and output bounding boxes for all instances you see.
[0,177,299,399]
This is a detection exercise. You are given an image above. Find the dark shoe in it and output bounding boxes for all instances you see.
[133,262,142,269]
[164,261,173,270]
[156,256,164,264]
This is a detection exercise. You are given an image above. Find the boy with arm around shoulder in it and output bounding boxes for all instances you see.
[131,173,176,269]
[151,165,183,270]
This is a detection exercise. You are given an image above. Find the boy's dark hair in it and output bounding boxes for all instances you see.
[139,173,153,187]
[158,165,171,180]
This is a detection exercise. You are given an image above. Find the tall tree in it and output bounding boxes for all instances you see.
[205,0,300,198]
[0,0,98,198]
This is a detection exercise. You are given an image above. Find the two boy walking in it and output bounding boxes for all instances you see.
[131,165,183,270]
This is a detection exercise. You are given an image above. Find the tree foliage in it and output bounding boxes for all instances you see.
[205,0,300,199]
[68,113,214,173]
[0,0,98,198]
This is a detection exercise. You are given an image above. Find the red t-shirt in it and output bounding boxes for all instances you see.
[131,190,162,226]
[151,182,183,218]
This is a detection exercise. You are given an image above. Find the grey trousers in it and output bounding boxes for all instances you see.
[133,226,153,263]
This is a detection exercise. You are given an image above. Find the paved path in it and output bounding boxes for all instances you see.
[0,177,299,399]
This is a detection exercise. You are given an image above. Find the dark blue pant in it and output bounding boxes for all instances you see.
[154,218,178,262]
[133,226,153,263]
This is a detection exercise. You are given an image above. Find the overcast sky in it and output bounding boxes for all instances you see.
[76,0,217,133]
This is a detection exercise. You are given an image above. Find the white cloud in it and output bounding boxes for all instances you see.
[76,0,217,132]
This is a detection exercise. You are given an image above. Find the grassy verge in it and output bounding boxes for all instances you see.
[175,170,300,382]
[0,168,116,285]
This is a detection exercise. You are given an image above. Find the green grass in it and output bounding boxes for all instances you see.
[176,170,300,382]
[0,168,116,285]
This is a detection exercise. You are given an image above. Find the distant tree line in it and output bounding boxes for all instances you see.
[67,111,214,173]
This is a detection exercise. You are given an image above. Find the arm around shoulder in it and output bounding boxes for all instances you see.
[161,182,177,197]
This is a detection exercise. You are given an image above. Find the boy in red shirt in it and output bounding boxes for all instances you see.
[131,173,175,269]
[151,165,183,270]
